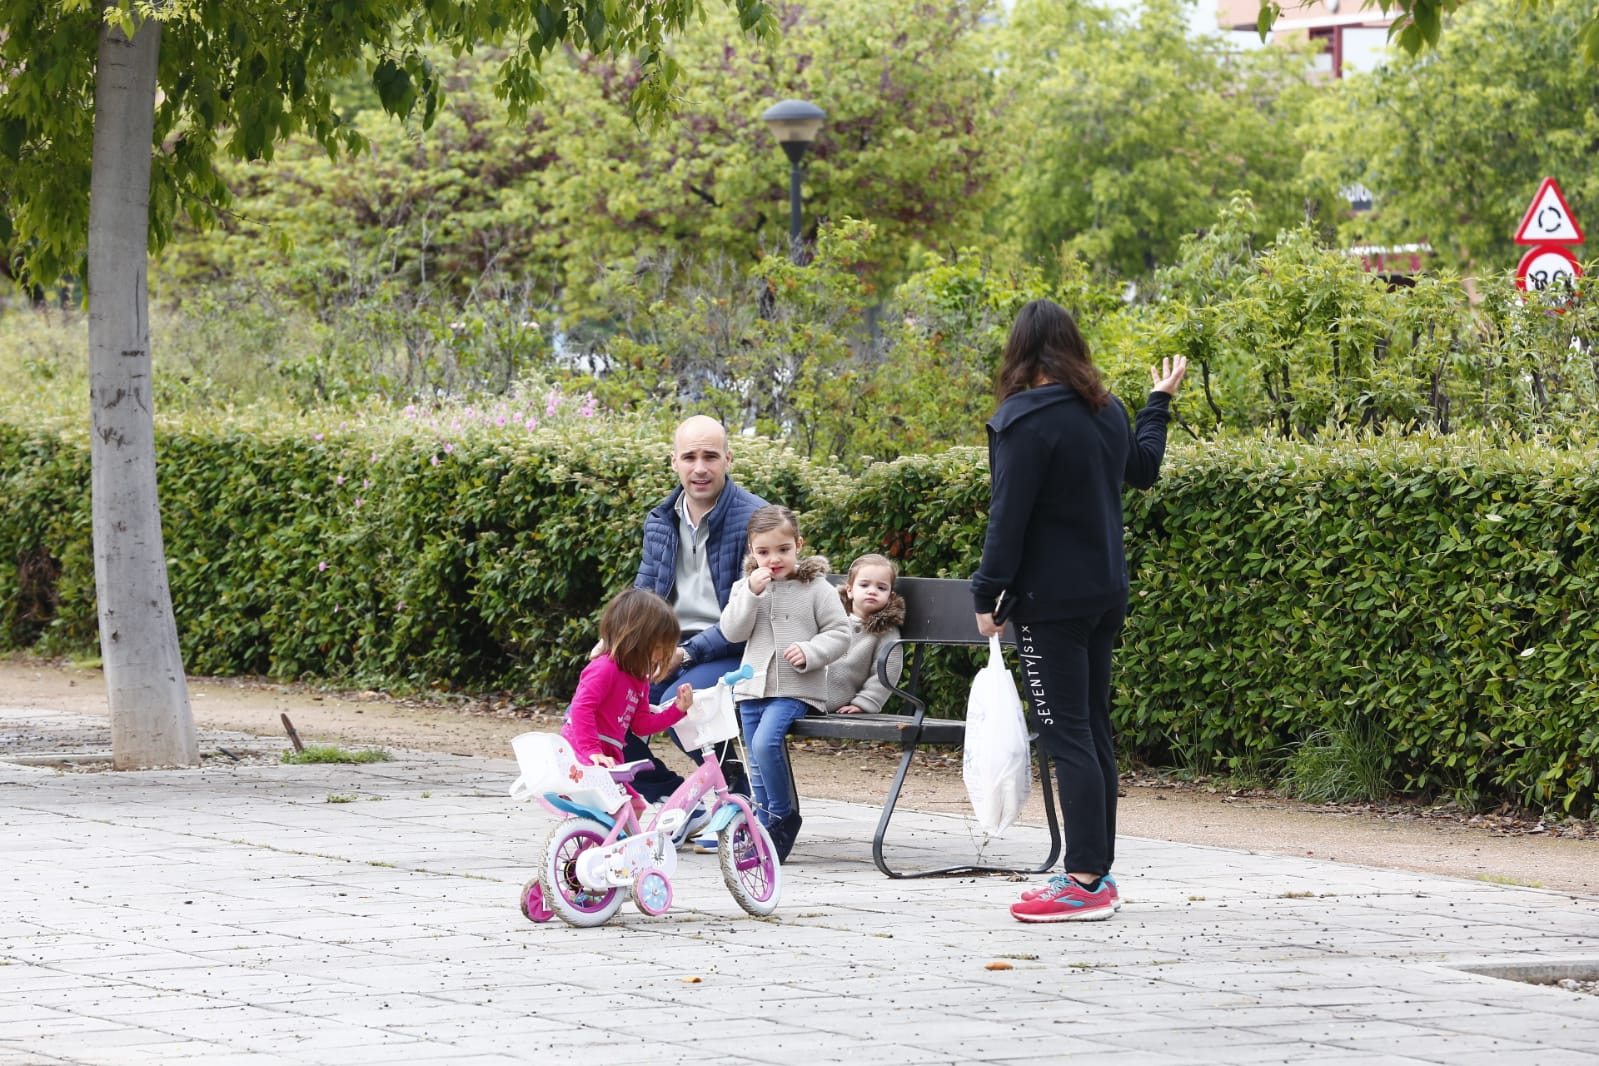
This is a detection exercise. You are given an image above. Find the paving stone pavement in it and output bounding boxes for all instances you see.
[3,707,1599,1066]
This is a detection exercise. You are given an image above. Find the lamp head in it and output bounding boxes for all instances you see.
[762,99,826,162]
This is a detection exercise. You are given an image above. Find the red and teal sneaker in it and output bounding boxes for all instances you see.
[1010,875,1116,923]
[1020,873,1121,910]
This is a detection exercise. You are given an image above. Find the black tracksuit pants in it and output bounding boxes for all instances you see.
[1014,603,1126,877]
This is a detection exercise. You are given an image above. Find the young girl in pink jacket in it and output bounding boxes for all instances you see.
[562,589,694,817]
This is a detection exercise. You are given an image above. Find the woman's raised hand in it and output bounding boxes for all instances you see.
[1151,355,1188,396]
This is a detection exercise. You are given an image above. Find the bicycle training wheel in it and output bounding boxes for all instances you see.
[519,876,554,923]
[633,868,673,916]
[537,818,623,928]
[718,807,782,916]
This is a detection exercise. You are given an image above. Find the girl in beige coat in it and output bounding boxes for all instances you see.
[720,505,850,860]
[825,553,907,715]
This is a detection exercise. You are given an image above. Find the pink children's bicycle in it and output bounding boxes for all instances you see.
[508,666,781,927]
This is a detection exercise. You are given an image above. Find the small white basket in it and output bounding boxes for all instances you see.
[675,684,740,750]
[508,732,624,811]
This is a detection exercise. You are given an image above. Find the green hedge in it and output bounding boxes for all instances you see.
[3,415,1596,815]
[1119,437,1599,815]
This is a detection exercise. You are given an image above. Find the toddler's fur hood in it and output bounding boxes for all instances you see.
[742,554,831,582]
[840,588,906,634]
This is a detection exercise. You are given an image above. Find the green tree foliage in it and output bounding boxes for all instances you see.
[153,0,1003,318]
[1300,0,1599,273]
[1256,0,1599,64]
[552,219,1115,464]
[1144,196,1599,439]
[0,0,777,289]
[995,0,1326,279]
[535,0,1004,298]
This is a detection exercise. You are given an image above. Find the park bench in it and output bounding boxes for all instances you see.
[789,575,1062,879]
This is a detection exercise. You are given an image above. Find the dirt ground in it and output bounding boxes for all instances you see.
[4,657,1596,896]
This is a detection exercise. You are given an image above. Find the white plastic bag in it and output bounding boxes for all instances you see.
[962,635,1032,837]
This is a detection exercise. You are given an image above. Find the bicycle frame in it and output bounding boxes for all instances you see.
[570,745,760,892]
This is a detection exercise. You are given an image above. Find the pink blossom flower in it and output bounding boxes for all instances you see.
[313,433,324,442]
[355,498,364,508]
[318,561,328,572]
[335,475,345,486]
[443,442,454,454]
[430,455,440,467]
[362,479,371,489]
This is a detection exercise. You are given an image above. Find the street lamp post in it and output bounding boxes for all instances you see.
[761,99,825,262]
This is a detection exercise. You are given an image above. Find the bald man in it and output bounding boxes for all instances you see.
[623,416,766,806]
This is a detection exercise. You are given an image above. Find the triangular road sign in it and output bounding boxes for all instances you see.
[1514,177,1584,244]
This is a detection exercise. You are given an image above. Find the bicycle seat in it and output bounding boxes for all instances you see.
[606,759,655,784]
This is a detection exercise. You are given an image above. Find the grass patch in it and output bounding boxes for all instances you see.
[282,744,391,765]
[1281,714,1392,804]
[1476,872,1542,888]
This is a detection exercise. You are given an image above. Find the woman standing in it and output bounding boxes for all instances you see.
[971,299,1186,923]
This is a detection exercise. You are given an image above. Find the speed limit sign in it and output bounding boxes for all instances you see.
[1515,244,1582,297]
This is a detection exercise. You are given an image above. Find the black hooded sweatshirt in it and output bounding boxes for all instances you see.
[970,385,1172,623]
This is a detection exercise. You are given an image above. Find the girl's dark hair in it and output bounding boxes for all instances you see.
[746,504,800,541]
[840,553,897,614]
[600,588,682,681]
[996,299,1109,409]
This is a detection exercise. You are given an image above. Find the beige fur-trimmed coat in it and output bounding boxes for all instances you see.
[824,591,906,714]
[720,556,851,712]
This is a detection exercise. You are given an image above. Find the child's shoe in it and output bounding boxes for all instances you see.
[691,834,718,854]
[669,801,714,847]
[1010,875,1115,923]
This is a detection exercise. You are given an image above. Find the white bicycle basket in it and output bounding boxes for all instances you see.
[507,732,625,811]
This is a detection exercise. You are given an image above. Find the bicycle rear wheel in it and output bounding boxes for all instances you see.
[718,807,782,916]
[538,818,623,927]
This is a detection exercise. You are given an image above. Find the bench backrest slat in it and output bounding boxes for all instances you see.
[895,576,989,647]
[828,574,1011,648]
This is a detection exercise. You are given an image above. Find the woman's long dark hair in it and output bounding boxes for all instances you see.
[996,299,1109,409]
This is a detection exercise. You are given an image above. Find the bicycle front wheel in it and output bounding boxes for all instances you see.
[718,807,782,917]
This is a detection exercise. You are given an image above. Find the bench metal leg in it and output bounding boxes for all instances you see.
[870,730,1064,880]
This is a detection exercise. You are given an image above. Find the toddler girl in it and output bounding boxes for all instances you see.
[561,588,694,818]
[825,553,906,715]
[720,505,850,860]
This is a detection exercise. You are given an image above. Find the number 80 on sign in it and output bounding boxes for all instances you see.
[1515,244,1582,303]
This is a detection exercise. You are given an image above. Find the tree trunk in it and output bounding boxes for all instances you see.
[87,10,196,770]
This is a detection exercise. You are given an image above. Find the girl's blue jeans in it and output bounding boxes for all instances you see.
[738,697,808,823]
